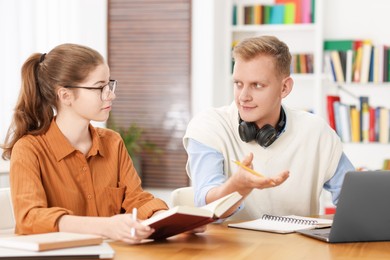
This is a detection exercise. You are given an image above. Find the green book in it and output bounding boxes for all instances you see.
[324,40,354,51]
[387,48,390,82]
[284,3,295,24]
[263,5,272,24]
[232,5,237,25]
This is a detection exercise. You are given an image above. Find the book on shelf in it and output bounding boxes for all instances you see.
[379,107,389,144]
[233,0,314,26]
[275,0,302,24]
[333,101,342,138]
[301,0,312,23]
[387,47,390,82]
[330,51,345,83]
[322,39,387,83]
[324,40,355,51]
[270,4,285,24]
[263,5,272,24]
[369,106,376,142]
[142,191,242,240]
[360,42,373,83]
[338,102,352,143]
[373,44,385,83]
[359,96,370,142]
[345,49,353,83]
[350,105,361,143]
[326,95,340,131]
[228,214,332,234]
[353,40,364,82]
[283,3,295,24]
[253,5,263,25]
[0,232,103,252]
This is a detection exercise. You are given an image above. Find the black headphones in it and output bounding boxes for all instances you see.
[238,107,286,148]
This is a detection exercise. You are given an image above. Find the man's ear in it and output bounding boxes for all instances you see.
[57,87,72,106]
[281,76,293,98]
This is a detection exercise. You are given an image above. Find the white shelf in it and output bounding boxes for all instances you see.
[343,143,390,170]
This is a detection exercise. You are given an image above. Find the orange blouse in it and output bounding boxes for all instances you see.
[10,119,168,234]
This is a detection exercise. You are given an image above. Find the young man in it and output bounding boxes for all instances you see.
[183,36,354,221]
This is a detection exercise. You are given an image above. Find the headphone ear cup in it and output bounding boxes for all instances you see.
[238,121,258,143]
[256,124,277,148]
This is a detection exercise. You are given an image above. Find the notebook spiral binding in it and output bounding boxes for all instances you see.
[261,214,318,225]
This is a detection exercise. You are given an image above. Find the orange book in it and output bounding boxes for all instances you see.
[299,54,307,73]
[350,105,361,143]
[254,5,263,24]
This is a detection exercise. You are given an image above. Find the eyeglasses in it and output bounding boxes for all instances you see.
[64,79,117,101]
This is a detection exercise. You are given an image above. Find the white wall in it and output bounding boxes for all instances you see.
[323,0,390,44]
[0,0,107,144]
[0,0,107,186]
[191,0,232,116]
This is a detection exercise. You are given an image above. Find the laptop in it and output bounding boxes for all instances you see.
[297,171,390,243]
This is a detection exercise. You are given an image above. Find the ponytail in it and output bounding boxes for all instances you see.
[1,43,104,160]
[1,53,53,160]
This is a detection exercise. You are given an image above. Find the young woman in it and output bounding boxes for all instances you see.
[1,43,169,244]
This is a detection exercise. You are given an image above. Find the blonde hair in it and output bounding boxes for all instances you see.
[232,35,292,78]
[1,43,104,160]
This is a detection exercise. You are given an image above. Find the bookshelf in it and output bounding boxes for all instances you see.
[322,0,390,170]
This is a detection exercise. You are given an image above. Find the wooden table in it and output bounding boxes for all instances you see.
[109,222,390,259]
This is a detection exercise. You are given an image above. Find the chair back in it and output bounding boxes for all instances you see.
[170,187,195,207]
[0,187,15,234]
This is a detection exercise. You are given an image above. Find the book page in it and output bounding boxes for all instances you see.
[201,192,242,218]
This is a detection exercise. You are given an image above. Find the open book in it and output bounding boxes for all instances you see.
[0,232,103,252]
[142,191,242,240]
[228,214,333,234]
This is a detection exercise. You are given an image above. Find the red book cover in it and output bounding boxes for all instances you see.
[369,106,376,142]
[327,95,341,130]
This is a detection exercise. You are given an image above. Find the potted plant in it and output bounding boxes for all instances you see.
[107,119,161,178]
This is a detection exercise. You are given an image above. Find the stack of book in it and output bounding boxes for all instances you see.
[324,39,390,83]
[327,95,390,143]
[232,0,314,26]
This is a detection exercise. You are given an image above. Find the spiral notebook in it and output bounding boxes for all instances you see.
[228,214,332,234]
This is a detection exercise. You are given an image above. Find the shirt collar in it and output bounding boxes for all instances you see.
[45,119,105,161]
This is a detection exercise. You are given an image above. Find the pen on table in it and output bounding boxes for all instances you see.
[231,159,265,178]
[131,208,137,237]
